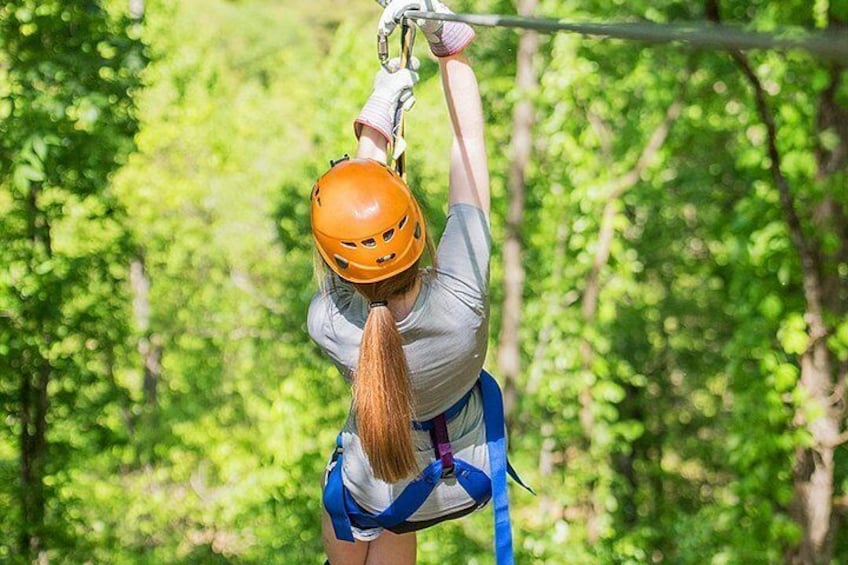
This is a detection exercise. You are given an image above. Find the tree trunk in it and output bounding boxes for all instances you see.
[727,33,845,565]
[130,255,162,408]
[788,59,847,565]
[705,4,845,561]
[19,182,52,561]
[19,356,50,561]
[497,0,538,422]
[791,346,838,564]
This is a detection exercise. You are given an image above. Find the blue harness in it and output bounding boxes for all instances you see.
[323,370,532,565]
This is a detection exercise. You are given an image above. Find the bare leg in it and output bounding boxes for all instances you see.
[364,529,416,565]
[322,510,417,565]
[322,510,368,565]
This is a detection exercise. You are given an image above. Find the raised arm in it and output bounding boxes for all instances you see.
[353,61,418,164]
[356,125,389,162]
[378,1,488,216]
[439,53,490,218]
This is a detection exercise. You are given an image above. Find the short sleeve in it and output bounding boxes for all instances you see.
[307,290,328,347]
[307,277,359,381]
[307,275,355,349]
[435,203,492,310]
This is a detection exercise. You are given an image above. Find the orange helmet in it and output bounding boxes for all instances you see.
[310,158,427,284]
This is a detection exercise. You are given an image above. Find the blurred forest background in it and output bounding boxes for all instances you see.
[1,0,847,563]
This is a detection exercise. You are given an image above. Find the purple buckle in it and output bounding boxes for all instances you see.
[429,413,455,478]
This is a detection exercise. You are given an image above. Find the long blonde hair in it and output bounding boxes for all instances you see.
[352,265,421,482]
[314,222,436,483]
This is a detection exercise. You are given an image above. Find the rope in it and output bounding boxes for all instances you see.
[405,10,848,63]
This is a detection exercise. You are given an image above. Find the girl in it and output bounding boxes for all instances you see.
[308,2,508,563]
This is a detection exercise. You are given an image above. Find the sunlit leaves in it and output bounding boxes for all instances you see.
[2,0,845,561]
[0,0,146,559]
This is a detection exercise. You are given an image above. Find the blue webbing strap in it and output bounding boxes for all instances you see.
[324,435,355,542]
[454,459,492,502]
[324,370,532,562]
[479,369,514,565]
[508,461,536,495]
[359,459,443,528]
[412,388,473,431]
[325,442,449,538]
[346,458,491,529]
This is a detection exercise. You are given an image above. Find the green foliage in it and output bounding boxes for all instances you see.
[0,0,145,560]
[1,0,846,562]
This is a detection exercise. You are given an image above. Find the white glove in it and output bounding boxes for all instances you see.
[378,0,440,38]
[377,0,475,57]
[354,57,420,143]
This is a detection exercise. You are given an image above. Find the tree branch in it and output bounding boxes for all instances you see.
[708,0,829,344]
[604,97,684,201]
[820,428,848,449]
[826,360,847,408]
[582,89,686,322]
[587,110,613,162]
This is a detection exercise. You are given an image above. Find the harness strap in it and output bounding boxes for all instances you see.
[344,458,490,530]
[479,370,514,565]
[508,461,536,495]
[323,371,532,565]
[393,19,415,180]
[412,388,472,431]
[323,435,355,542]
[358,457,444,528]
[430,413,455,476]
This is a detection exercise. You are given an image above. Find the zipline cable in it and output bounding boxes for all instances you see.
[405,10,848,62]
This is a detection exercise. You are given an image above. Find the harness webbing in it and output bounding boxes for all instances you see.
[430,413,455,475]
[323,370,531,565]
[479,370,514,563]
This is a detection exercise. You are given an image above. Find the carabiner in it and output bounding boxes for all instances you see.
[378,33,390,67]
[376,12,417,69]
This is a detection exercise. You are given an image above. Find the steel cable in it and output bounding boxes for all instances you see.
[405,10,848,62]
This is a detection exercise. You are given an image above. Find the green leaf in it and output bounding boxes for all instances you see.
[774,363,798,392]
[778,314,809,355]
[758,294,783,321]
[32,136,47,162]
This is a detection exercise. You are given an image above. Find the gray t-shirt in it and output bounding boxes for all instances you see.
[308,203,492,524]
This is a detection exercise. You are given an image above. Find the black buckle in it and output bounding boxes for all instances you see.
[441,464,455,479]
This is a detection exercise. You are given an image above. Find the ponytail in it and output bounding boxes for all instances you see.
[352,265,421,483]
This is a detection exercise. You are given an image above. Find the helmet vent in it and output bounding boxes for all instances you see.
[333,255,349,270]
[382,229,394,242]
[340,241,357,249]
[361,238,376,248]
[376,253,396,264]
[398,215,408,230]
[413,222,421,239]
